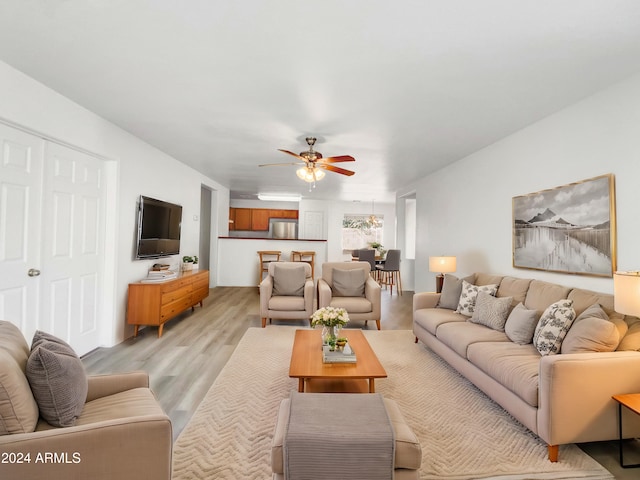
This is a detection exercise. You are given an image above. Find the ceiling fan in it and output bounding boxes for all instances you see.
[259,137,355,185]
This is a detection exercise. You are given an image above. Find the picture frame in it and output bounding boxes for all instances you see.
[512,174,616,277]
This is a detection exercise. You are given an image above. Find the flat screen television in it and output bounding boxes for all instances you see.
[135,195,182,259]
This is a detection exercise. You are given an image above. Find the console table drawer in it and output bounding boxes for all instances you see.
[192,286,209,303]
[160,296,194,321]
[162,284,192,305]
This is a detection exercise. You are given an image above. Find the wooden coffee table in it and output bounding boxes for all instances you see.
[289,329,387,393]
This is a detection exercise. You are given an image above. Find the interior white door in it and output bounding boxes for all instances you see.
[0,124,44,338]
[40,142,105,355]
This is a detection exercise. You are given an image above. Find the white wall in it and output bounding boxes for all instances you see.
[403,72,640,294]
[0,60,230,347]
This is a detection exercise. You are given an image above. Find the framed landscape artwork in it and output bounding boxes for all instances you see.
[512,174,616,277]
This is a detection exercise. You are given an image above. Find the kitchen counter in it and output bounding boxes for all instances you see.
[217,237,328,286]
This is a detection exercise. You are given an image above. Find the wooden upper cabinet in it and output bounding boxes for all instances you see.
[234,208,252,230]
[229,207,298,231]
[251,209,270,231]
[270,209,299,219]
[228,208,236,231]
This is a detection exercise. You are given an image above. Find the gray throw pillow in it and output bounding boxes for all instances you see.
[470,291,513,331]
[438,274,476,310]
[332,268,365,297]
[26,332,88,427]
[272,264,306,296]
[505,303,539,344]
[561,317,620,354]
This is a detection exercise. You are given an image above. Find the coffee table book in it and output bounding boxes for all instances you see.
[322,345,357,364]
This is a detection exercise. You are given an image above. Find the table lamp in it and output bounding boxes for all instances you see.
[614,271,640,317]
[429,256,457,293]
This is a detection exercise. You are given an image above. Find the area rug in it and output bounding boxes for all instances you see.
[172,327,613,479]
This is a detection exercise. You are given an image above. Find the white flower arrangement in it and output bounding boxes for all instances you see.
[310,306,350,328]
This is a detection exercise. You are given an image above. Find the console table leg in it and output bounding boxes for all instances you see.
[134,325,139,337]
[158,324,164,338]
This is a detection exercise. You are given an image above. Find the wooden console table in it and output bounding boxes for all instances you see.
[127,270,209,337]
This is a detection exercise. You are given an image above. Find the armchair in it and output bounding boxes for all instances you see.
[0,320,172,480]
[260,262,314,328]
[317,262,382,329]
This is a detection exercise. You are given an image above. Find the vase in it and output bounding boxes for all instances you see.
[322,325,337,346]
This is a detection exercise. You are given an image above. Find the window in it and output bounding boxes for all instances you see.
[342,214,384,251]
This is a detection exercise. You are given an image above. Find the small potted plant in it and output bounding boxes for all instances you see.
[182,255,195,271]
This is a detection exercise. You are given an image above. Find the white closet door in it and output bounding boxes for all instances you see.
[0,122,106,355]
[0,124,44,338]
[40,142,105,355]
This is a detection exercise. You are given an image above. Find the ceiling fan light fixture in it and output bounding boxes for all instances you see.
[296,166,325,183]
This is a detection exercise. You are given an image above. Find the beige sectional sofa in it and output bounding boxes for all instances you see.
[0,320,172,480]
[413,273,640,462]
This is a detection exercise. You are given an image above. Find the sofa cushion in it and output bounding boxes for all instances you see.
[456,280,498,316]
[269,296,306,311]
[567,288,615,317]
[504,303,539,345]
[467,342,541,407]
[26,331,88,427]
[469,292,513,331]
[496,276,532,306]
[436,322,509,358]
[329,297,372,314]
[438,273,475,310]
[0,321,39,435]
[533,300,576,356]
[618,321,640,351]
[524,280,571,316]
[414,308,467,336]
[332,268,365,297]
[272,264,306,296]
[474,273,504,287]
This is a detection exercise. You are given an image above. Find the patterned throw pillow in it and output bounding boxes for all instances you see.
[455,280,498,317]
[533,299,576,356]
[469,291,513,331]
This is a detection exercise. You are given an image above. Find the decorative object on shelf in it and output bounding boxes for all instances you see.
[429,255,457,293]
[311,306,350,347]
[512,173,616,277]
[182,255,198,271]
[614,271,640,317]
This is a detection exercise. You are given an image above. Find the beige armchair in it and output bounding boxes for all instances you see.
[0,320,172,480]
[260,262,314,328]
[317,262,382,329]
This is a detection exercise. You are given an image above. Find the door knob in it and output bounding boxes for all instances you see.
[28,268,41,277]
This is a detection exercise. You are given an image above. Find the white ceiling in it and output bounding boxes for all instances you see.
[1,1,640,202]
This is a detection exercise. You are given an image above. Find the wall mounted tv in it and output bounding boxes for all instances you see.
[135,195,183,259]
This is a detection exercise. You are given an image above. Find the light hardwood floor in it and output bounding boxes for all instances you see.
[82,286,638,478]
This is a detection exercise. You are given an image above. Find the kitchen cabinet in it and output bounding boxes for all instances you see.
[228,208,298,231]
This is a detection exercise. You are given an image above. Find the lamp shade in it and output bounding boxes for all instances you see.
[614,271,640,316]
[429,256,457,273]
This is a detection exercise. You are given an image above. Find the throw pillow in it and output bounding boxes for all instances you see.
[504,303,539,344]
[272,264,306,296]
[469,291,513,331]
[26,332,88,427]
[332,268,365,297]
[533,300,576,356]
[455,280,498,316]
[561,317,620,354]
[438,273,476,310]
[574,303,609,322]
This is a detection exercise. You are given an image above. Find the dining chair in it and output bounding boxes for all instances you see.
[376,249,402,295]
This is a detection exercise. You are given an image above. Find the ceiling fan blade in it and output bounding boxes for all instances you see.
[258,162,305,167]
[278,149,307,161]
[317,164,355,176]
[317,155,355,163]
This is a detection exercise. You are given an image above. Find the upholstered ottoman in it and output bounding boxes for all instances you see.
[271,394,422,480]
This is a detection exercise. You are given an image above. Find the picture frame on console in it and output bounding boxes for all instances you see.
[512,173,616,277]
